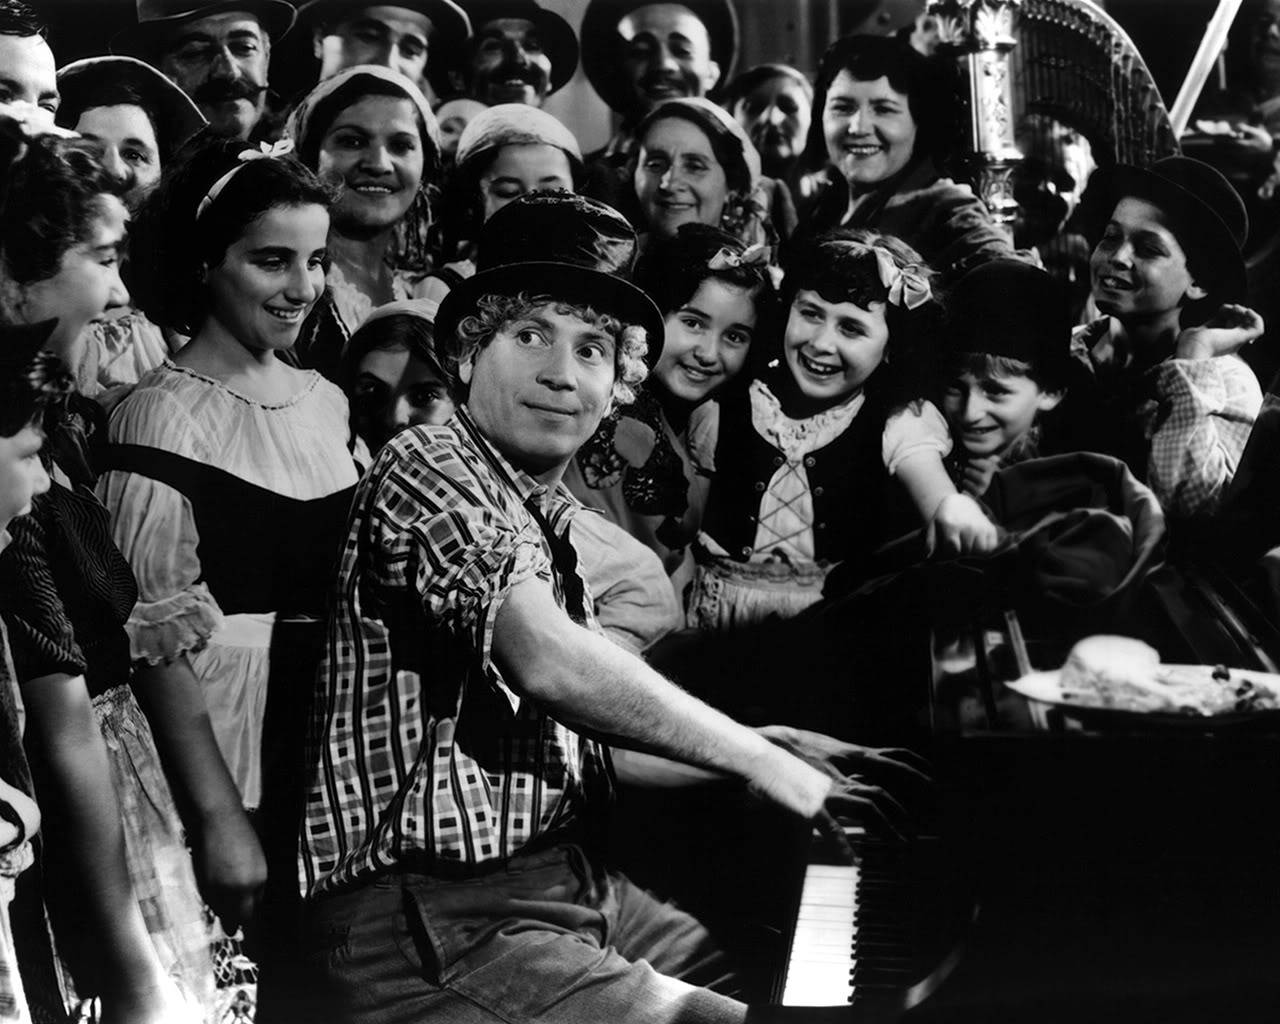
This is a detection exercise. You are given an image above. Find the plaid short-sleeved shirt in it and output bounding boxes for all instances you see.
[299,409,613,897]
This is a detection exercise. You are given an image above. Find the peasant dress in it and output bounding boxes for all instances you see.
[98,362,359,815]
[0,399,214,1018]
[98,363,358,1020]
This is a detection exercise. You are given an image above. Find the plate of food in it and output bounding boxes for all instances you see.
[1006,635,1280,728]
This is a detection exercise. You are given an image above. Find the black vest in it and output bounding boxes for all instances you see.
[102,444,355,617]
[701,385,900,565]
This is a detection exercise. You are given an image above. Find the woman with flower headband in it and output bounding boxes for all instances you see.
[285,64,441,382]
[687,229,998,631]
[99,135,360,1016]
[566,223,778,580]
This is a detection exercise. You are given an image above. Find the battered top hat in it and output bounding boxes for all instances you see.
[1102,155,1249,304]
[296,0,472,96]
[55,56,206,160]
[463,0,579,96]
[580,0,738,114]
[112,0,297,57]
[944,259,1073,387]
[435,191,665,366]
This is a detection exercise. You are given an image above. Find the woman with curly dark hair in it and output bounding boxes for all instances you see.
[101,134,360,1018]
[0,127,206,1022]
[804,35,1015,285]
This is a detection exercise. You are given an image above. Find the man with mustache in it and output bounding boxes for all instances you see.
[296,0,471,97]
[579,0,737,224]
[113,0,294,141]
[460,0,577,108]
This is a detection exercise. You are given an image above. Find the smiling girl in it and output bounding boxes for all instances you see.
[101,136,360,1015]
[287,64,440,379]
[566,223,777,576]
[687,229,995,629]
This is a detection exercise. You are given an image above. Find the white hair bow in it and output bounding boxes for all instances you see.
[196,138,297,221]
[872,247,932,310]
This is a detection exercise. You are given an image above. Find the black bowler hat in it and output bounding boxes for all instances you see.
[580,0,738,114]
[944,259,1073,387]
[462,0,579,97]
[1103,156,1249,303]
[435,191,665,365]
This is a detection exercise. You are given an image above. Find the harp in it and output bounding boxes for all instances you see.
[931,0,1180,234]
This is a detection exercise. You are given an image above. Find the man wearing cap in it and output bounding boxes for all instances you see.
[1076,155,1265,518]
[0,0,57,121]
[296,0,470,96]
[460,0,577,108]
[113,0,294,141]
[299,191,913,1022]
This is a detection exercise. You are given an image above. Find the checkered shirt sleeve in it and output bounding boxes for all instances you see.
[1145,355,1262,518]
[300,419,613,896]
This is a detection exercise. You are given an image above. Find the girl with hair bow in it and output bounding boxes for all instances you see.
[566,223,779,590]
[686,228,999,631]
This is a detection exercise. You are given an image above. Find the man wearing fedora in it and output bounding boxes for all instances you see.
[298,191,912,1022]
[296,0,471,98]
[112,0,295,141]
[459,0,577,108]
[581,0,737,165]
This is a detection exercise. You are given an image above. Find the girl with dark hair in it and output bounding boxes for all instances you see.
[567,223,777,576]
[687,229,996,629]
[286,64,441,380]
[0,129,206,1023]
[54,55,207,400]
[100,135,359,1017]
[804,35,1014,284]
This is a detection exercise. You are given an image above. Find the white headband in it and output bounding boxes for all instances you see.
[195,138,296,221]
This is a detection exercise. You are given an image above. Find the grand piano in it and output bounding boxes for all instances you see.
[629,436,1280,1022]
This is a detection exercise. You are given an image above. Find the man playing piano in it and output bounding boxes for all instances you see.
[296,191,918,1023]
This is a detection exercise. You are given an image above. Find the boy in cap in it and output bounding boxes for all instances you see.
[1076,155,1265,518]
[299,191,917,1022]
[941,259,1074,498]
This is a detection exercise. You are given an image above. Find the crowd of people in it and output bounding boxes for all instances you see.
[0,0,1271,1022]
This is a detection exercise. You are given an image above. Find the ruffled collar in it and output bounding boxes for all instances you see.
[749,379,865,460]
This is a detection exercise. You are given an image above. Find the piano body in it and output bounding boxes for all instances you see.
[760,539,1280,1022]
